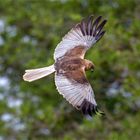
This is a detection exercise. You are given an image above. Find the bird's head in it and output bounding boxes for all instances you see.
[84,60,95,71]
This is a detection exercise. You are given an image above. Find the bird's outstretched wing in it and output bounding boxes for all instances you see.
[54,15,107,60]
[55,68,101,116]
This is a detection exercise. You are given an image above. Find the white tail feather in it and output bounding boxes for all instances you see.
[23,64,55,82]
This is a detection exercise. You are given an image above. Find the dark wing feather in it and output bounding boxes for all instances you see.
[80,99,105,116]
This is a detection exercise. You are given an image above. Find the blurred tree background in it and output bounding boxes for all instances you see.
[0,0,140,140]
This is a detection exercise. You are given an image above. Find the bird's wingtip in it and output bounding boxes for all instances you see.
[78,99,105,117]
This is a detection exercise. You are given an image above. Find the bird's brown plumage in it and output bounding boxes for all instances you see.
[55,57,88,84]
[64,45,86,58]
[23,15,107,117]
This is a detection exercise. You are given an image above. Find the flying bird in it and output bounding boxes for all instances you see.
[23,15,107,117]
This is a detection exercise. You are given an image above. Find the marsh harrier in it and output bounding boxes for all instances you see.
[23,15,107,116]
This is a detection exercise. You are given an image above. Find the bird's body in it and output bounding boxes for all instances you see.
[23,15,107,116]
[55,57,91,84]
[55,55,94,73]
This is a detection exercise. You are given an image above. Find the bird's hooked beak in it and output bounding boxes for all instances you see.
[91,65,95,72]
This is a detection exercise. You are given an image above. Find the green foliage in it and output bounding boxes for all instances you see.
[0,0,140,139]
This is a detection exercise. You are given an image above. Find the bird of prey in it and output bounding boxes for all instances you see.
[23,15,107,117]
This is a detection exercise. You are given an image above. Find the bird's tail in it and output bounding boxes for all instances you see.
[23,64,55,82]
